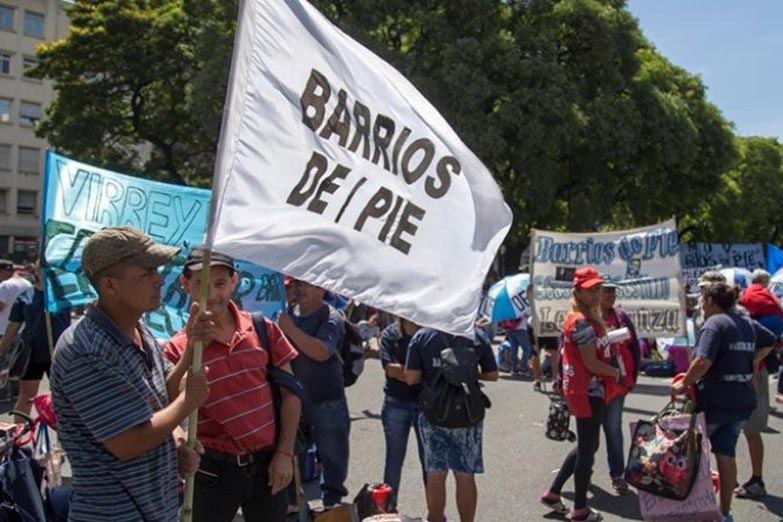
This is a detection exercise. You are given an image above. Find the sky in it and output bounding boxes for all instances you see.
[627,0,783,140]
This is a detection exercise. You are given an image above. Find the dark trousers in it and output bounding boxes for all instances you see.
[550,397,605,511]
[193,450,287,522]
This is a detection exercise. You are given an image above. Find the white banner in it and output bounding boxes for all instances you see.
[207,0,512,335]
[679,242,765,293]
[530,220,685,338]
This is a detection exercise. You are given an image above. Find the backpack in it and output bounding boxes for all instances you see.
[251,312,313,455]
[318,306,365,387]
[418,335,491,429]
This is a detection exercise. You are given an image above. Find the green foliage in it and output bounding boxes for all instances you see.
[34,0,763,258]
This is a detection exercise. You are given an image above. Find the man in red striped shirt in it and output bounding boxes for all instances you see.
[164,247,300,522]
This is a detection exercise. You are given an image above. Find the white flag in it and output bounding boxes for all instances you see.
[208,0,512,335]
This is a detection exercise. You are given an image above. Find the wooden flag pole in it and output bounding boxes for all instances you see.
[181,250,212,522]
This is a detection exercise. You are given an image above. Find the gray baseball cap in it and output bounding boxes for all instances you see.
[81,226,179,279]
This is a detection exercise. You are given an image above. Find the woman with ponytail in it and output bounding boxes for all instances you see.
[540,267,621,522]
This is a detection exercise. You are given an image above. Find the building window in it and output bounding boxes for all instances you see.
[0,144,10,170]
[0,236,8,255]
[22,56,37,77]
[23,11,43,38]
[17,147,39,173]
[16,190,36,215]
[0,52,11,75]
[0,5,14,32]
[0,190,7,214]
[19,102,40,127]
[0,98,10,123]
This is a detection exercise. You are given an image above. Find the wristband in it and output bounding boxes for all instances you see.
[276,448,294,459]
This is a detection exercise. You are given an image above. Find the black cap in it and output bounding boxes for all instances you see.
[0,259,13,271]
[183,245,235,273]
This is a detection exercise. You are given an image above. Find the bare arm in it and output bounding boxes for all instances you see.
[753,346,774,368]
[405,368,423,386]
[679,357,713,387]
[385,362,406,382]
[580,345,620,379]
[0,322,21,354]
[274,363,300,456]
[278,312,330,362]
[480,370,499,381]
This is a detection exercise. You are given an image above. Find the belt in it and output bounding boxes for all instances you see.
[202,447,274,468]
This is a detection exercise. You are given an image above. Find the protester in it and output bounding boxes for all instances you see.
[50,226,209,521]
[0,259,32,340]
[404,326,498,522]
[163,247,301,521]
[379,316,425,497]
[732,268,781,499]
[497,317,531,376]
[599,282,640,495]
[671,281,775,522]
[530,325,561,393]
[541,267,621,522]
[277,279,349,508]
[0,261,70,422]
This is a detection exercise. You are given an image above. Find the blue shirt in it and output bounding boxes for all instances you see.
[405,327,498,385]
[289,303,346,403]
[380,324,421,401]
[695,310,775,413]
[9,288,70,363]
[51,307,179,522]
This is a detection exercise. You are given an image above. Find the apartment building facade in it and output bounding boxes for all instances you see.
[0,0,68,260]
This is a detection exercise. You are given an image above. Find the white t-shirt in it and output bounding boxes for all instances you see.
[0,276,33,334]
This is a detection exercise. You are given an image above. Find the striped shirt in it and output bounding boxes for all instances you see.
[51,307,179,522]
[163,301,298,455]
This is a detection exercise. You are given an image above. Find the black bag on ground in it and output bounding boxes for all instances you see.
[353,482,396,519]
[419,335,491,429]
[251,313,312,455]
[545,388,576,442]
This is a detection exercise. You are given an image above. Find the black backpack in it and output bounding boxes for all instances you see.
[419,335,491,428]
[251,312,313,455]
[318,306,365,387]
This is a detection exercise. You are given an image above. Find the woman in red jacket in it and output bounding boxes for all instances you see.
[540,267,621,522]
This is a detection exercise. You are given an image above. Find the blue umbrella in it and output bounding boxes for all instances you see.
[485,273,531,322]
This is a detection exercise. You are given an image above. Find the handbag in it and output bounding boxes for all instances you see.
[634,413,720,522]
[543,382,575,442]
[624,403,702,501]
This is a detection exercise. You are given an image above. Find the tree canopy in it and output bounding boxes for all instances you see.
[33,0,782,261]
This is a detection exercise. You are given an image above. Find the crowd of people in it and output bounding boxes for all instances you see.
[0,226,780,522]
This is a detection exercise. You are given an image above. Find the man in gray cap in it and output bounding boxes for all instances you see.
[51,226,212,522]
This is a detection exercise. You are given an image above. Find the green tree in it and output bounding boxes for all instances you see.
[32,0,237,185]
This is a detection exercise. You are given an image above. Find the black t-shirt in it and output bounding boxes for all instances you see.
[379,324,421,401]
[10,288,71,363]
[405,327,497,385]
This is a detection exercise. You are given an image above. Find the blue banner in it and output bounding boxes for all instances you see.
[41,151,286,339]
[766,243,783,276]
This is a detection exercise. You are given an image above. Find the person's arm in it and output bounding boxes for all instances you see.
[404,332,424,385]
[379,327,407,382]
[752,320,776,368]
[405,368,423,385]
[580,345,621,379]
[477,336,499,381]
[277,311,331,362]
[677,357,713,388]
[0,321,21,354]
[267,364,300,494]
[165,302,215,400]
[104,367,209,461]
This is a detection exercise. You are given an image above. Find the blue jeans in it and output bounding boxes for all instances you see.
[311,397,351,506]
[602,394,626,478]
[381,396,426,495]
[507,329,532,371]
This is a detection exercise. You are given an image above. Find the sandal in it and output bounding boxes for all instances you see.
[540,494,569,515]
[571,509,603,521]
[533,381,543,393]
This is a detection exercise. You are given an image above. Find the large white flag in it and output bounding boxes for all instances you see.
[207,0,512,335]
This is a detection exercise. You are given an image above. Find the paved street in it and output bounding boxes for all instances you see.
[4,343,783,521]
[340,351,783,521]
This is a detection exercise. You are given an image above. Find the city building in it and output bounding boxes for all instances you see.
[0,0,68,260]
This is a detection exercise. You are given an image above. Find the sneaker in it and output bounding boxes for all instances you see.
[571,508,603,521]
[611,476,630,495]
[540,493,569,515]
[734,478,766,498]
[498,364,512,373]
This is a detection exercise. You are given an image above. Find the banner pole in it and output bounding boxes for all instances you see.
[181,251,212,522]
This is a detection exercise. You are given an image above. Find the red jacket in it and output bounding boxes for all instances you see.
[740,284,783,319]
[561,312,609,418]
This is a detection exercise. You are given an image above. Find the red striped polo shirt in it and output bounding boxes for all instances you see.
[164,302,297,455]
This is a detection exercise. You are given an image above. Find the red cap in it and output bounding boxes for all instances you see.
[573,267,604,289]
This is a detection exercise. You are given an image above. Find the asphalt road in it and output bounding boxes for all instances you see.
[4,344,782,521]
